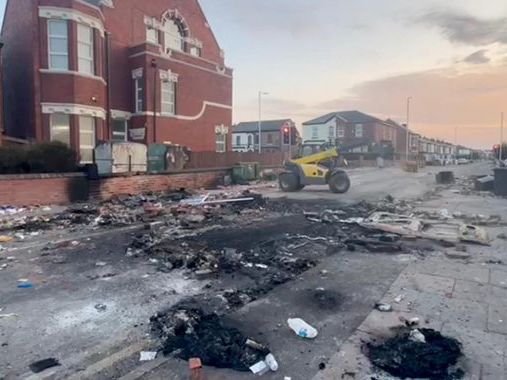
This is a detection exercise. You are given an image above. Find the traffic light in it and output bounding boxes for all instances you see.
[282,126,290,144]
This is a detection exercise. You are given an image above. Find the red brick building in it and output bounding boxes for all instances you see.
[1,0,233,162]
[302,111,396,153]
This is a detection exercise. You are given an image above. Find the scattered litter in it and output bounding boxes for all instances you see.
[29,358,61,373]
[0,313,19,319]
[436,171,455,184]
[139,351,157,361]
[95,261,107,267]
[151,307,270,371]
[367,328,463,379]
[498,233,507,240]
[17,281,33,289]
[375,303,392,312]
[189,357,202,369]
[287,318,318,339]
[245,339,268,352]
[250,360,269,376]
[361,212,491,246]
[264,353,278,371]
[400,316,420,327]
[394,295,404,303]
[475,175,494,192]
[0,236,13,243]
[94,304,107,312]
[409,329,426,343]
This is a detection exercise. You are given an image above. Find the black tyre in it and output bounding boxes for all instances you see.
[329,172,350,194]
[279,172,300,192]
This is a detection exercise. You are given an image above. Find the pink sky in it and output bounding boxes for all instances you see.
[200,0,507,149]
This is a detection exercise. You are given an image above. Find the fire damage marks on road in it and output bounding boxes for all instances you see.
[107,194,499,378]
[366,328,464,380]
[1,184,502,379]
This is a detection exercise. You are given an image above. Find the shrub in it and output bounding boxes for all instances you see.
[0,145,28,174]
[0,141,78,174]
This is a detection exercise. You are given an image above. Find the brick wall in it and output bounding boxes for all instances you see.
[0,169,228,206]
[89,169,228,201]
[0,173,89,206]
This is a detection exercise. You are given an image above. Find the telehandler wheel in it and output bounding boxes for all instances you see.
[279,172,301,192]
[329,172,350,194]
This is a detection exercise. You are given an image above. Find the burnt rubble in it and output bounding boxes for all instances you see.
[150,306,269,371]
[367,328,464,380]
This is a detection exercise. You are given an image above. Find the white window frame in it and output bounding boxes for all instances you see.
[146,26,159,44]
[189,46,201,57]
[77,23,94,75]
[355,123,363,138]
[163,19,184,52]
[311,126,319,139]
[235,135,241,146]
[328,125,335,139]
[49,113,70,145]
[48,20,69,70]
[161,79,175,115]
[216,133,227,153]
[112,119,128,142]
[134,77,143,113]
[78,115,96,164]
[337,125,345,138]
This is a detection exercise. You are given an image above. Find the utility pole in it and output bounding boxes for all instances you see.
[454,126,458,161]
[288,123,292,159]
[258,91,268,154]
[405,97,412,161]
[501,112,504,161]
[151,59,158,143]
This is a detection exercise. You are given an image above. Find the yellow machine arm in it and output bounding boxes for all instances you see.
[290,148,339,165]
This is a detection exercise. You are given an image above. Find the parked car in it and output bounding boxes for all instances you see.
[457,158,470,165]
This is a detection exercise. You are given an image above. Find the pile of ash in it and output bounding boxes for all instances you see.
[367,328,463,379]
[150,306,269,371]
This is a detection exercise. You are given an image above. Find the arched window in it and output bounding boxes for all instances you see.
[247,135,253,146]
[163,18,184,52]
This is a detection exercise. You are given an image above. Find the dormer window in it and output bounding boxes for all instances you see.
[163,19,184,52]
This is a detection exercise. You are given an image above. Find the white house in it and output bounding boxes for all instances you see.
[301,112,337,145]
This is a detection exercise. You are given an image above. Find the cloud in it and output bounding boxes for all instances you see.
[463,49,490,64]
[308,64,507,148]
[418,10,507,46]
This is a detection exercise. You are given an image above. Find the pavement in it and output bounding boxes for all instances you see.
[1,161,505,380]
[313,164,507,380]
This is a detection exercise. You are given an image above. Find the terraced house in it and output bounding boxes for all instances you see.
[1,0,233,162]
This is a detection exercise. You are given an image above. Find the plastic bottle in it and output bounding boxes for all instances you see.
[265,353,278,371]
[287,318,318,339]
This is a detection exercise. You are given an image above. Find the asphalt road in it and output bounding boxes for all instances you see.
[262,161,494,202]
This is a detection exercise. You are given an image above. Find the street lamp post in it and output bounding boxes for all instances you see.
[258,91,269,154]
[151,59,158,143]
[501,112,504,161]
[405,97,412,161]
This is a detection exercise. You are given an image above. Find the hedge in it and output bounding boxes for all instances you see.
[0,141,78,174]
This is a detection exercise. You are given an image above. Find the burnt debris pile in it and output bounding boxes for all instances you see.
[150,306,269,371]
[367,328,463,380]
